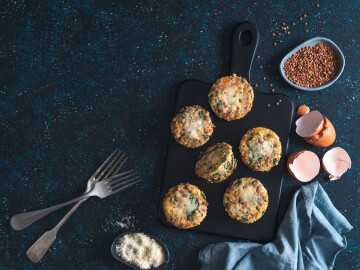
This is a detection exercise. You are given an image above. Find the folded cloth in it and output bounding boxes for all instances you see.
[199,181,352,270]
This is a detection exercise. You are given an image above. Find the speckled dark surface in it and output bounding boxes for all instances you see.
[0,1,359,269]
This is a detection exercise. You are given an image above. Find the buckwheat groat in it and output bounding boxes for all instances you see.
[284,43,339,87]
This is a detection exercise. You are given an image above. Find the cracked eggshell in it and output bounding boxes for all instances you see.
[295,110,324,138]
[322,147,351,181]
[297,105,310,116]
[295,110,336,147]
[304,117,336,147]
[287,150,320,182]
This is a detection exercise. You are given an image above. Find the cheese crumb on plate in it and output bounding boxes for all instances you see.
[112,232,168,270]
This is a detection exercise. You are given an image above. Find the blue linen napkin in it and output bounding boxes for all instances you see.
[199,181,352,270]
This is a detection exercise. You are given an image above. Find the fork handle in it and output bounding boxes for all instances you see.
[10,192,93,231]
[27,198,87,263]
[26,229,57,263]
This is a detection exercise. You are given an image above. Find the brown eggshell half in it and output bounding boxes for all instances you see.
[295,110,324,138]
[304,117,336,147]
[287,151,305,180]
[297,105,310,116]
[287,150,321,182]
[322,147,351,180]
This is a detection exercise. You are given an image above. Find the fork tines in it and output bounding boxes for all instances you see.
[106,170,141,193]
[91,149,128,182]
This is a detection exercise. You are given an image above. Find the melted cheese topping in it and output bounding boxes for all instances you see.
[185,197,198,214]
[238,185,257,203]
[221,86,242,108]
[204,147,222,166]
[249,140,273,159]
[184,117,203,140]
[174,190,197,216]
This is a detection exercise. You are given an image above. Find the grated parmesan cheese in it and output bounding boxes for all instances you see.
[116,233,166,269]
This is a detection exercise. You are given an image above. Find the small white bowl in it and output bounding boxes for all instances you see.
[279,37,345,91]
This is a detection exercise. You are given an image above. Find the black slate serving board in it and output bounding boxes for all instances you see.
[159,22,294,241]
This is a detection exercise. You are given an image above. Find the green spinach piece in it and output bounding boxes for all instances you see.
[186,196,199,221]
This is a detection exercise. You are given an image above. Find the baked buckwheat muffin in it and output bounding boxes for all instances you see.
[223,178,268,223]
[163,183,208,229]
[239,127,282,172]
[209,74,254,121]
[195,142,237,183]
[171,105,214,148]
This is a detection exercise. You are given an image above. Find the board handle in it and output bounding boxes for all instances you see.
[230,21,259,82]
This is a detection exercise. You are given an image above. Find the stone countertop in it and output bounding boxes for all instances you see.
[0,1,359,269]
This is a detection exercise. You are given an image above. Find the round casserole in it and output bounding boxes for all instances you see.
[171,105,214,148]
[195,142,237,183]
[239,127,282,172]
[162,183,208,229]
[209,74,254,121]
[223,177,268,223]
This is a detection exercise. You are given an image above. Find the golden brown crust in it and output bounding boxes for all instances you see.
[195,142,237,183]
[209,74,254,121]
[239,127,282,172]
[223,178,268,223]
[162,183,208,229]
[171,105,214,148]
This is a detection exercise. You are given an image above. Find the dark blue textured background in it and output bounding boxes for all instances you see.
[0,0,359,269]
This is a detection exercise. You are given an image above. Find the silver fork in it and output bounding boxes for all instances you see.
[10,149,128,231]
[18,149,133,263]
[11,170,138,230]
[28,172,139,209]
